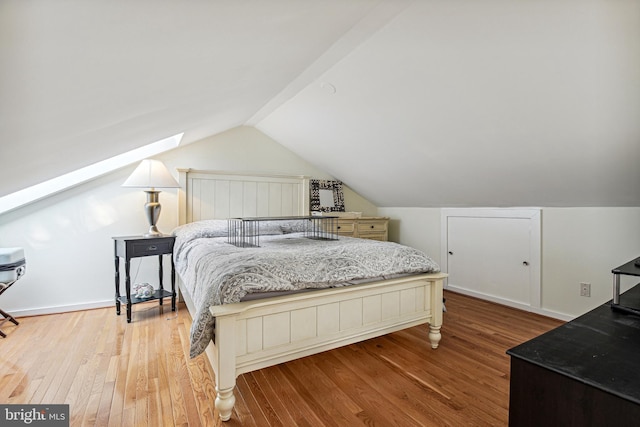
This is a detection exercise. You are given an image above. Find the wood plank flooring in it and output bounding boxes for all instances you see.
[0,292,563,426]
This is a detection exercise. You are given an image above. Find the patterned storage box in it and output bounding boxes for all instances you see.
[0,248,26,283]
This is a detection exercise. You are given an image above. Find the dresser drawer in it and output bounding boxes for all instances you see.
[129,239,174,257]
[326,217,389,241]
[357,221,387,234]
[335,221,356,234]
[360,232,388,241]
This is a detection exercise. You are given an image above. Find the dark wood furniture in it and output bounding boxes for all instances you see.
[507,277,640,426]
[113,235,176,323]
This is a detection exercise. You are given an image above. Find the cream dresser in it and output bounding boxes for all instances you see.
[334,216,389,241]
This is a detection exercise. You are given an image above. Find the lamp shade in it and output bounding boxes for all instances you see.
[122,160,179,189]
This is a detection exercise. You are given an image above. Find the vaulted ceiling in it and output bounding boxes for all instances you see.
[2,0,639,207]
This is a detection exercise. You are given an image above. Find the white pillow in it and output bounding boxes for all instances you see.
[171,219,228,238]
[172,219,287,238]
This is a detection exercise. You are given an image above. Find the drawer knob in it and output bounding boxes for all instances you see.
[370,225,374,228]
[148,245,157,251]
[337,226,341,230]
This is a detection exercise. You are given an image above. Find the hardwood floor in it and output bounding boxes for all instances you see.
[0,292,563,426]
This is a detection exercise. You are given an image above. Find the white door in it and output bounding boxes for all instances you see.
[442,209,541,309]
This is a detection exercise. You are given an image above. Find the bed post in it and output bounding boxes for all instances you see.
[301,176,310,215]
[213,315,237,421]
[177,168,190,225]
[428,275,444,349]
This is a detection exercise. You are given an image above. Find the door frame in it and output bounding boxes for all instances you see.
[441,208,542,310]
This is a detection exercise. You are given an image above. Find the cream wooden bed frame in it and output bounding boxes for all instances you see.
[176,169,446,422]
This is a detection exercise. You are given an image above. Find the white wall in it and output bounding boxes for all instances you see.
[0,126,376,316]
[380,206,640,319]
[541,208,640,316]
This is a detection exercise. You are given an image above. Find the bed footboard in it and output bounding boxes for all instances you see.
[204,272,446,421]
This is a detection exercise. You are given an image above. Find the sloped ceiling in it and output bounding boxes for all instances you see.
[0,0,396,196]
[256,0,640,207]
[2,0,640,207]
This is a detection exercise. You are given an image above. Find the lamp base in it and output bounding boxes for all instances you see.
[144,225,162,237]
[143,190,163,237]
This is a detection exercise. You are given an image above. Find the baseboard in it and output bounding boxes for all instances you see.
[11,288,575,322]
[445,286,574,322]
[8,300,114,317]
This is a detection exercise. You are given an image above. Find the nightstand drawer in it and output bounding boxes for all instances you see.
[130,239,173,257]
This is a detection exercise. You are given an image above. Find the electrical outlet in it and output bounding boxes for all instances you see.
[580,282,591,297]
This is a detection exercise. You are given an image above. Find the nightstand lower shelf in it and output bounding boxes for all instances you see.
[117,289,174,306]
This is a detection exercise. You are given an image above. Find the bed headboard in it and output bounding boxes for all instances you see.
[177,169,310,224]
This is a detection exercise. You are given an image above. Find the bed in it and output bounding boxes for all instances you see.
[175,169,447,422]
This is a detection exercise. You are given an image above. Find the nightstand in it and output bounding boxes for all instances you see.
[112,235,176,323]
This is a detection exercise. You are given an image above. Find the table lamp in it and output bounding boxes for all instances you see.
[122,159,180,237]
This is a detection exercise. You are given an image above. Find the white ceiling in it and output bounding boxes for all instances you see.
[2,0,640,207]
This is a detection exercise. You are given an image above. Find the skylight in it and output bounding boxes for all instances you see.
[0,133,183,215]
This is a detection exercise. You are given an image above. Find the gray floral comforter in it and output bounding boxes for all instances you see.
[172,220,440,358]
